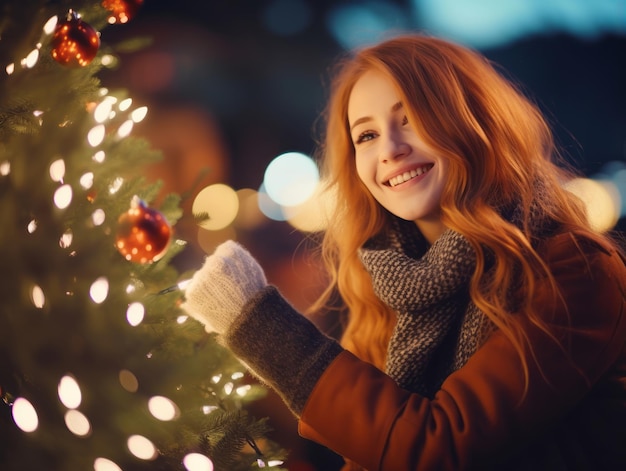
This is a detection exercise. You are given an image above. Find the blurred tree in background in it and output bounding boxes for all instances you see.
[0,1,285,469]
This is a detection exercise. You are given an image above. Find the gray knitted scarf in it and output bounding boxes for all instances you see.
[358,205,558,398]
[359,221,487,398]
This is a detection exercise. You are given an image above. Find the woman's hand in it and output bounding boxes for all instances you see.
[181,240,267,334]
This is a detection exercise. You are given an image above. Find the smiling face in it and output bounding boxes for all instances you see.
[348,70,449,243]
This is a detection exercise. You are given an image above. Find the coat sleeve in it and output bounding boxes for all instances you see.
[224,233,626,470]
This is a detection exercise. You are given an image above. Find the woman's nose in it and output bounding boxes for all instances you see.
[379,131,410,163]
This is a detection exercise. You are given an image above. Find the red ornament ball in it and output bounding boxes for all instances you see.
[50,11,100,67]
[102,0,144,24]
[116,198,172,264]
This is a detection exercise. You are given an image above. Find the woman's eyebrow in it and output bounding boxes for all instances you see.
[350,101,403,132]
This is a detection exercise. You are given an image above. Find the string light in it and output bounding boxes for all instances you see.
[53,184,73,209]
[148,396,180,421]
[94,457,122,471]
[12,397,38,432]
[126,302,145,326]
[89,277,109,304]
[118,98,132,111]
[127,435,157,460]
[119,369,139,393]
[91,208,106,226]
[183,453,214,471]
[64,409,91,436]
[88,124,106,147]
[58,375,82,409]
[30,285,45,308]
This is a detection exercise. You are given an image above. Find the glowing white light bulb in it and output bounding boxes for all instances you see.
[94,97,117,123]
[127,435,157,460]
[89,277,109,304]
[12,397,39,432]
[101,54,115,66]
[148,396,180,421]
[119,98,132,111]
[49,159,65,182]
[0,161,10,175]
[54,184,73,209]
[88,124,106,147]
[58,375,82,409]
[23,49,39,68]
[117,119,134,138]
[27,219,37,233]
[31,285,45,308]
[236,385,252,397]
[126,302,145,326]
[131,106,148,122]
[108,177,123,194]
[43,16,58,35]
[65,409,91,436]
[92,209,106,226]
[92,151,106,163]
[59,229,73,248]
[94,457,122,471]
[183,453,214,471]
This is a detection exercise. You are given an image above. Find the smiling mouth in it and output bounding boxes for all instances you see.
[386,164,434,187]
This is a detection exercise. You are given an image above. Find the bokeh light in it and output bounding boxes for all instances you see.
[43,15,58,35]
[563,177,620,232]
[192,183,239,230]
[49,159,65,182]
[117,119,134,138]
[30,284,45,308]
[126,302,145,326]
[183,453,214,471]
[285,183,336,232]
[94,457,122,471]
[412,0,626,49]
[58,375,82,409]
[12,397,39,432]
[263,152,319,207]
[127,435,157,460]
[88,124,106,147]
[89,277,109,304]
[326,1,407,50]
[54,184,73,209]
[94,96,117,123]
[119,369,139,393]
[65,409,91,436]
[148,396,180,421]
[131,106,148,122]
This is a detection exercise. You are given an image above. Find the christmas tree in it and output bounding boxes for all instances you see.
[0,1,285,469]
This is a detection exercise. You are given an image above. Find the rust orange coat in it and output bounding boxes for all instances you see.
[299,232,626,470]
[226,231,626,470]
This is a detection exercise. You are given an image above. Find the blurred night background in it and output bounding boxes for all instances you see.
[100,1,626,469]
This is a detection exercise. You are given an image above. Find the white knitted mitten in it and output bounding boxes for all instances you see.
[181,240,267,334]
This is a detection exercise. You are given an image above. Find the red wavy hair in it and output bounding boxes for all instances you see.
[308,35,605,382]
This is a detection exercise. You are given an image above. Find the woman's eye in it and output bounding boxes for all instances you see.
[355,131,376,144]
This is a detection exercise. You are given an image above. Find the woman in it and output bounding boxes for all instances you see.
[182,35,626,470]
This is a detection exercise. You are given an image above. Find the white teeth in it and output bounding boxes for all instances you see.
[388,165,431,187]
